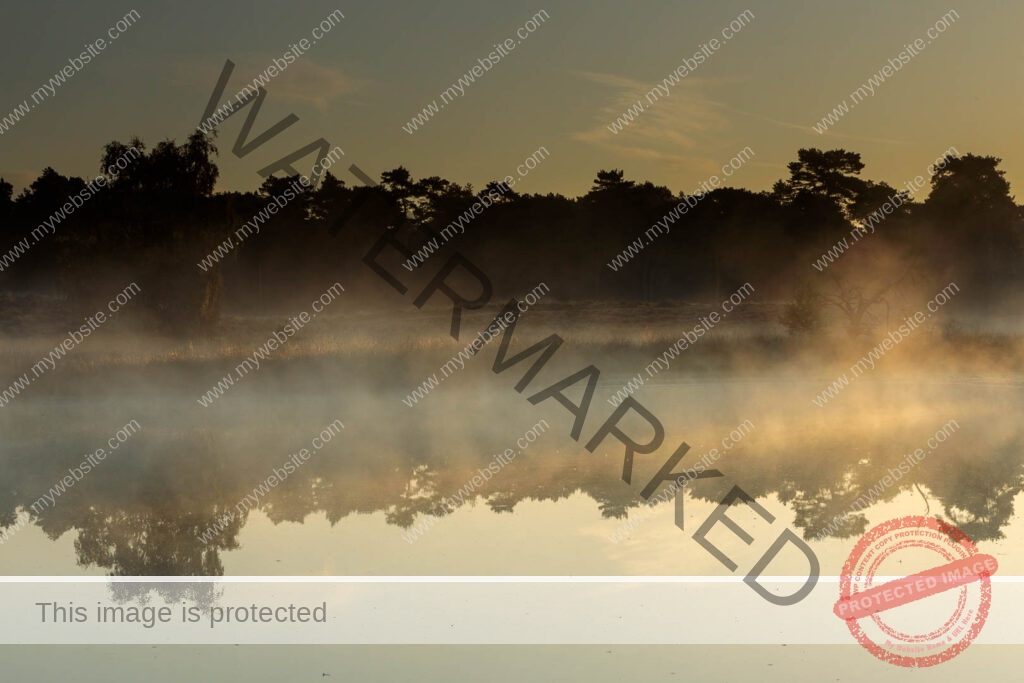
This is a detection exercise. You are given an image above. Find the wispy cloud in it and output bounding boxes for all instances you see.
[265,60,364,111]
[572,71,730,168]
[174,58,364,112]
[710,100,909,146]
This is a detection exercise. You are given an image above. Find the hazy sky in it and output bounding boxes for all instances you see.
[0,0,1018,200]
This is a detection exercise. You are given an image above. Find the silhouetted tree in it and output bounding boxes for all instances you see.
[0,177,13,222]
[773,148,866,209]
[0,142,1019,331]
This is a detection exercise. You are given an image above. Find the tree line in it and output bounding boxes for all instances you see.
[1,135,1019,335]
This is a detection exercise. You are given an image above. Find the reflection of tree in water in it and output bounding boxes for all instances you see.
[788,485,871,542]
[232,420,1024,551]
[923,440,1024,542]
[0,431,247,585]
[668,428,1024,544]
[71,508,236,576]
[381,458,643,526]
[1,410,1023,579]
[108,580,222,609]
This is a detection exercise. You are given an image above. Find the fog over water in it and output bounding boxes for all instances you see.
[2,300,1021,583]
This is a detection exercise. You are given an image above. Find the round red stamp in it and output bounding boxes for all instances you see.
[833,516,997,667]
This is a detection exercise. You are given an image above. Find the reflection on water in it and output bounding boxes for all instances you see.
[1,345,1021,581]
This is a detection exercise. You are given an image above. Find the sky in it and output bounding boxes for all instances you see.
[0,0,1020,200]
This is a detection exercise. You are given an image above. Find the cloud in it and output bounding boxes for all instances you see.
[174,57,363,112]
[572,71,730,169]
[712,101,909,145]
[265,59,364,111]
